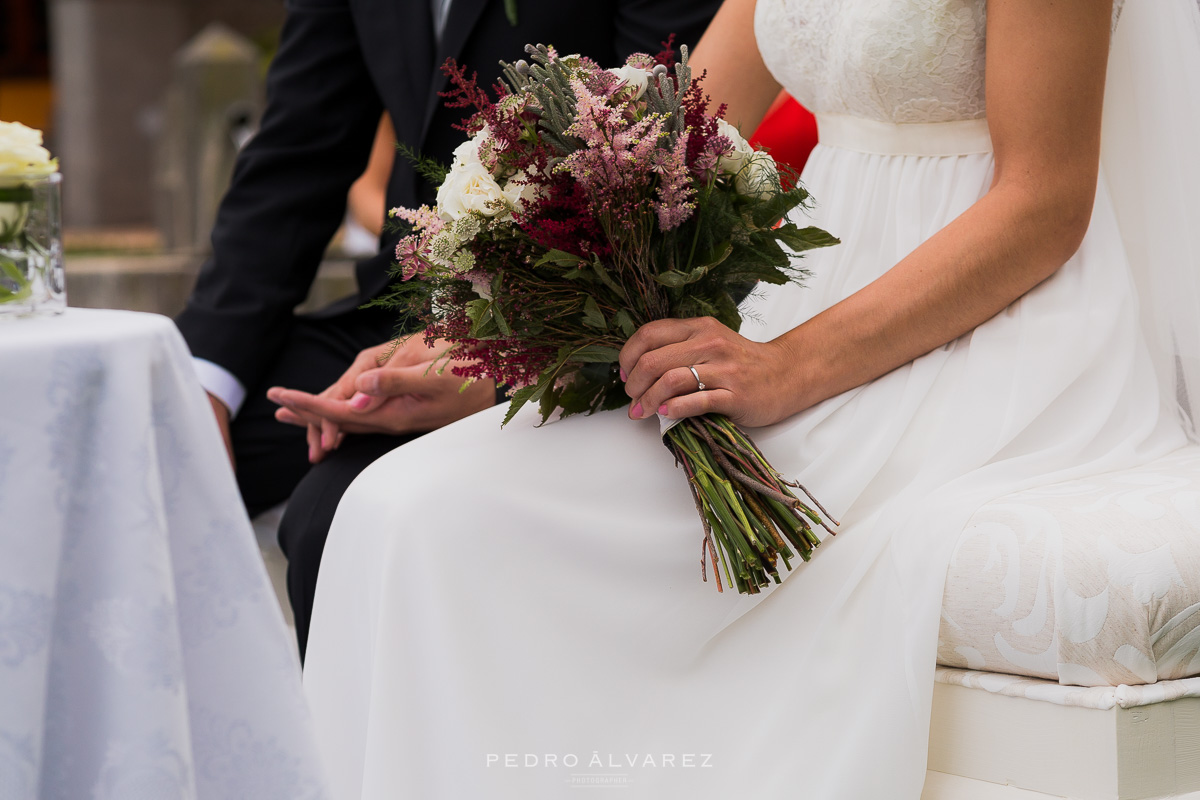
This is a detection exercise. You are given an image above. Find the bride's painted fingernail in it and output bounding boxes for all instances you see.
[620,367,627,382]
[350,392,371,410]
[631,402,643,418]
[658,404,668,416]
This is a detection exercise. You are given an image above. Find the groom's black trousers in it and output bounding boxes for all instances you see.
[229,303,415,658]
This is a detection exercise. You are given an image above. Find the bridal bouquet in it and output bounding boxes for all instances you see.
[382,43,839,594]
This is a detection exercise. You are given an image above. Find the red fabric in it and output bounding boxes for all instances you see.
[748,95,818,181]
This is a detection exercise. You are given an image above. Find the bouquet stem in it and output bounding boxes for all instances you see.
[664,414,837,595]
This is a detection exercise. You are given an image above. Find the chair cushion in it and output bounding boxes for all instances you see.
[938,446,1200,687]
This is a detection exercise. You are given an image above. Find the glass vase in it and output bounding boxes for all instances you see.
[0,172,65,316]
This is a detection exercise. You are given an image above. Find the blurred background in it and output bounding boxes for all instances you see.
[0,0,357,317]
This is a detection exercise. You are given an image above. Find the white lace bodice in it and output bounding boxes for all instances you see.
[754,0,988,124]
[754,0,1128,126]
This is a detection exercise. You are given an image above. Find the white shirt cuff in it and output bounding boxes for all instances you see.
[193,358,248,418]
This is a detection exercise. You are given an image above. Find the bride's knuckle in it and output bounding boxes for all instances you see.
[642,352,667,377]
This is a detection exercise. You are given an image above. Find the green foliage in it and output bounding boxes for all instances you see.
[502,44,584,155]
[394,142,449,187]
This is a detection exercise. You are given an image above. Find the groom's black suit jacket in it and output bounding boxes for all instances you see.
[175,0,720,393]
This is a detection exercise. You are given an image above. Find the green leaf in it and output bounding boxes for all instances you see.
[535,249,585,269]
[673,294,718,320]
[589,258,628,300]
[528,373,555,403]
[465,298,500,337]
[612,309,637,338]
[502,385,537,426]
[709,292,743,331]
[562,343,622,363]
[749,188,808,229]
[654,241,733,288]
[581,296,607,330]
[493,305,512,336]
[464,298,490,325]
[558,377,604,417]
[539,379,562,421]
[394,142,448,187]
[775,224,841,253]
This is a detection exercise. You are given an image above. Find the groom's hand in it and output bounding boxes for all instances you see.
[267,334,495,463]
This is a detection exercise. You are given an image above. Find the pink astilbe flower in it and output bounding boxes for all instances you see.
[392,204,445,236]
[651,131,696,230]
[562,78,625,151]
[559,77,669,215]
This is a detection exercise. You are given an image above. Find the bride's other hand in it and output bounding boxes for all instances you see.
[619,317,803,428]
[268,333,494,462]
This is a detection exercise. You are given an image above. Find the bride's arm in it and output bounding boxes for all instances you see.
[620,0,1115,427]
[686,0,781,132]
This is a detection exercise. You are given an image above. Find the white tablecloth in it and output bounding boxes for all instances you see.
[0,309,328,799]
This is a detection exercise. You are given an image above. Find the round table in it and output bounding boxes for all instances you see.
[0,308,329,798]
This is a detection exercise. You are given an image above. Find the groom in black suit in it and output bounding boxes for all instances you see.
[175,0,720,654]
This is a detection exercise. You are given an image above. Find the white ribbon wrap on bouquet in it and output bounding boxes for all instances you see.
[658,412,682,437]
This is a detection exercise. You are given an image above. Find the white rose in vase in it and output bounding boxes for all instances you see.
[0,121,58,243]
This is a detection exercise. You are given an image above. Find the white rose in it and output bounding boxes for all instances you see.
[714,118,780,198]
[607,65,652,100]
[437,128,522,220]
[0,121,57,179]
[449,128,489,170]
[437,161,510,221]
[715,118,753,176]
[500,170,542,212]
[736,151,780,199]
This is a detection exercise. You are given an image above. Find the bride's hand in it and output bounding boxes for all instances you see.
[618,317,801,428]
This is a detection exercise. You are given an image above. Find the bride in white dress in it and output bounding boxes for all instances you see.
[303,0,1200,797]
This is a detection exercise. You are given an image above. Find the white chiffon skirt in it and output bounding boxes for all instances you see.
[303,126,1186,799]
